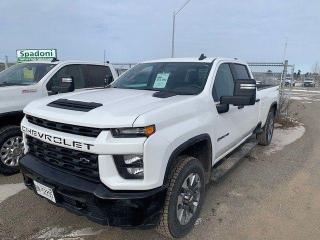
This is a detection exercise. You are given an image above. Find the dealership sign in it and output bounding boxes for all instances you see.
[16,49,57,62]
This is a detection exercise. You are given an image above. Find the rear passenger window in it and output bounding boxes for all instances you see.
[232,64,250,80]
[212,63,234,102]
[82,65,112,88]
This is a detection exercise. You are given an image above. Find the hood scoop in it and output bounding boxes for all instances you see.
[47,98,103,112]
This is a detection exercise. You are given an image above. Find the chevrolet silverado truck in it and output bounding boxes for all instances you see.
[19,56,279,238]
[0,61,118,174]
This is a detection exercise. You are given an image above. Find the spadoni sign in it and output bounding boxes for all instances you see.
[16,49,57,62]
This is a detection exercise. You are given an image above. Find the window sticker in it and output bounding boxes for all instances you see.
[23,68,34,80]
[153,72,170,88]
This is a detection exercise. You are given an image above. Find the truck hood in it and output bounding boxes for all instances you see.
[24,88,191,128]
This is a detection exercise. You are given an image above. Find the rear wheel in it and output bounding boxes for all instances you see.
[0,126,23,175]
[257,110,275,146]
[157,156,205,238]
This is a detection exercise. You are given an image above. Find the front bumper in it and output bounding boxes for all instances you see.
[20,154,167,228]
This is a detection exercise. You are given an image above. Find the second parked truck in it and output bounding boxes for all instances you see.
[20,57,278,238]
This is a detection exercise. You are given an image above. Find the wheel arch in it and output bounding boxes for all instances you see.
[270,101,278,116]
[0,111,24,129]
[163,134,213,185]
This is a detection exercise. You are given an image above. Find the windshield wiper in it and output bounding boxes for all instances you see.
[105,85,118,89]
[155,89,195,96]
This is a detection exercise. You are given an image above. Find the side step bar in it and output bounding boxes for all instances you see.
[211,137,258,181]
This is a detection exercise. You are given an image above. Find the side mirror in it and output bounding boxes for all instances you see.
[216,103,229,114]
[220,79,256,106]
[51,76,75,94]
[105,75,114,85]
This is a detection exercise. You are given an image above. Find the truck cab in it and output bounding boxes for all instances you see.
[0,60,118,174]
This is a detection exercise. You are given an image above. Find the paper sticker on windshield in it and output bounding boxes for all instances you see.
[153,72,170,88]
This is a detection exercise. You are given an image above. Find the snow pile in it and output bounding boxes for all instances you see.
[263,125,305,155]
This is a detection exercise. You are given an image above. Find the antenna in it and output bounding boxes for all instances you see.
[199,53,207,60]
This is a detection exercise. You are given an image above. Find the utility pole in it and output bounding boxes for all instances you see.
[283,37,288,61]
[171,0,193,58]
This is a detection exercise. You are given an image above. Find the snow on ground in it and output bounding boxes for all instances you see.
[291,96,313,101]
[0,183,26,203]
[291,89,320,94]
[33,227,104,240]
[287,88,320,102]
[263,125,305,155]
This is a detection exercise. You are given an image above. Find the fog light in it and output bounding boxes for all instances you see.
[114,155,144,179]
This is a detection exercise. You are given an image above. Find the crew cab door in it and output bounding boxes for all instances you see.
[212,63,258,160]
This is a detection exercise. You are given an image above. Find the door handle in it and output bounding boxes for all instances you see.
[256,99,261,102]
[238,105,244,109]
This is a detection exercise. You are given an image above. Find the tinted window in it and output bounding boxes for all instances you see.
[232,64,250,80]
[82,65,112,88]
[212,64,234,101]
[47,65,85,91]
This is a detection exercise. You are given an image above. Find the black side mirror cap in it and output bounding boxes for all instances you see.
[234,79,256,97]
[219,79,257,107]
[51,76,75,94]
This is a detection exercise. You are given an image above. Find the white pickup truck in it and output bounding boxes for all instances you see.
[19,57,279,238]
[0,61,118,174]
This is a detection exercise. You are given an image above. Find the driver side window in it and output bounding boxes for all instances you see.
[212,63,234,102]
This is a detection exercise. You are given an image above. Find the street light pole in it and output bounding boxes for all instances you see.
[171,0,192,58]
[171,12,176,58]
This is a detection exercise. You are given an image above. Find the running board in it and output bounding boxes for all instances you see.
[211,138,258,181]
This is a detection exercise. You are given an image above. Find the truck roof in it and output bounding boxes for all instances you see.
[18,60,110,66]
[142,57,243,64]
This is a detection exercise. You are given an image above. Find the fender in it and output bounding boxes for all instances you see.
[163,133,213,185]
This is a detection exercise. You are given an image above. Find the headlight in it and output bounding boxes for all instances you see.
[111,125,155,138]
[114,154,144,179]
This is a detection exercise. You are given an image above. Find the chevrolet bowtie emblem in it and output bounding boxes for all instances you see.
[79,157,90,164]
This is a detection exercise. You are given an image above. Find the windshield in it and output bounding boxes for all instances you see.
[0,63,55,86]
[111,62,212,95]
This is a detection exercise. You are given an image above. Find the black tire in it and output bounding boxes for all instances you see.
[157,156,205,239]
[257,110,275,146]
[0,125,23,175]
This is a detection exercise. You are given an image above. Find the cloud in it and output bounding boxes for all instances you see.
[0,0,319,71]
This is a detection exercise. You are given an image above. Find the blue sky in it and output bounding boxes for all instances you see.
[1,0,319,72]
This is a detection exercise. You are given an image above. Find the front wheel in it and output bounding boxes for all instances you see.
[0,126,24,175]
[157,156,205,238]
[257,110,275,146]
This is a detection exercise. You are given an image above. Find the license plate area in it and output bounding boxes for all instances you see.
[34,180,56,203]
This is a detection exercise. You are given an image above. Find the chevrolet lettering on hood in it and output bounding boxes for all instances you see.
[21,126,94,151]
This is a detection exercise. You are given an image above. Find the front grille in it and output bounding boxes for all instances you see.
[27,136,99,182]
[26,115,103,137]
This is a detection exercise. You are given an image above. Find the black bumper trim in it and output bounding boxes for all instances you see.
[20,154,167,227]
